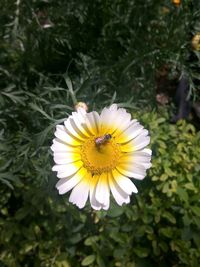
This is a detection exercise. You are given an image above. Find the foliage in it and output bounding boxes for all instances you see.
[1,0,200,105]
[1,111,200,267]
[1,0,200,266]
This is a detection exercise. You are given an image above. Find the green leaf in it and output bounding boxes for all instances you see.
[162,211,176,224]
[159,227,173,238]
[29,103,54,121]
[133,247,149,258]
[84,236,99,246]
[191,206,200,217]
[184,183,196,191]
[55,260,71,267]
[63,74,77,105]
[176,187,188,203]
[156,118,166,124]
[81,255,96,266]
[96,255,105,267]
[107,205,124,218]
[68,233,82,244]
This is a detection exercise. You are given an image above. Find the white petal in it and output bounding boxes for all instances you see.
[69,175,90,209]
[85,111,100,135]
[56,167,87,194]
[51,139,77,152]
[64,117,85,141]
[53,152,81,164]
[120,130,150,152]
[71,111,91,137]
[89,175,102,210]
[72,110,86,123]
[120,150,152,169]
[108,173,130,206]
[72,111,94,136]
[112,169,138,194]
[112,113,134,137]
[99,107,118,134]
[133,130,150,150]
[52,161,83,178]
[109,104,118,111]
[76,107,87,114]
[102,199,110,210]
[100,107,131,135]
[95,173,110,209]
[142,148,152,155]
[121,151,151,163]
[116,163,146,180]
[55,126,81,146]
[135,148,153,168]
[116,122,144,143]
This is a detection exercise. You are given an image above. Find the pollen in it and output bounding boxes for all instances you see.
[80,136,121,175]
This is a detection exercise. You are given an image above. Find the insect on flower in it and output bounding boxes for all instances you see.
[95,134,112,146]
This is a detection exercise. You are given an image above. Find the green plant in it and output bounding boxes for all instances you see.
[1,0,200,266]
[1,111,200,267]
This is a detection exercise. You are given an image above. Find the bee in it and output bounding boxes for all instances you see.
[95,134,112,146]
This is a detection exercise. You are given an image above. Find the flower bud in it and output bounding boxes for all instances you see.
[75,102,88,112]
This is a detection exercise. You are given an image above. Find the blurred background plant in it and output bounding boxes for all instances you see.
[0,0,200,266]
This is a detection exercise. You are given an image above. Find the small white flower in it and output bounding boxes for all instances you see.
[51,104,152,210]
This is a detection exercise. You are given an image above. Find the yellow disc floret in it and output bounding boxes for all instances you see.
[80,136,121,175]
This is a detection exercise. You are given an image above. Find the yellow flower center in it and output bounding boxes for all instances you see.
[80,136,121,175]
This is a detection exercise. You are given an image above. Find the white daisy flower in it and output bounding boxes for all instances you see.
[51,104,152,210]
